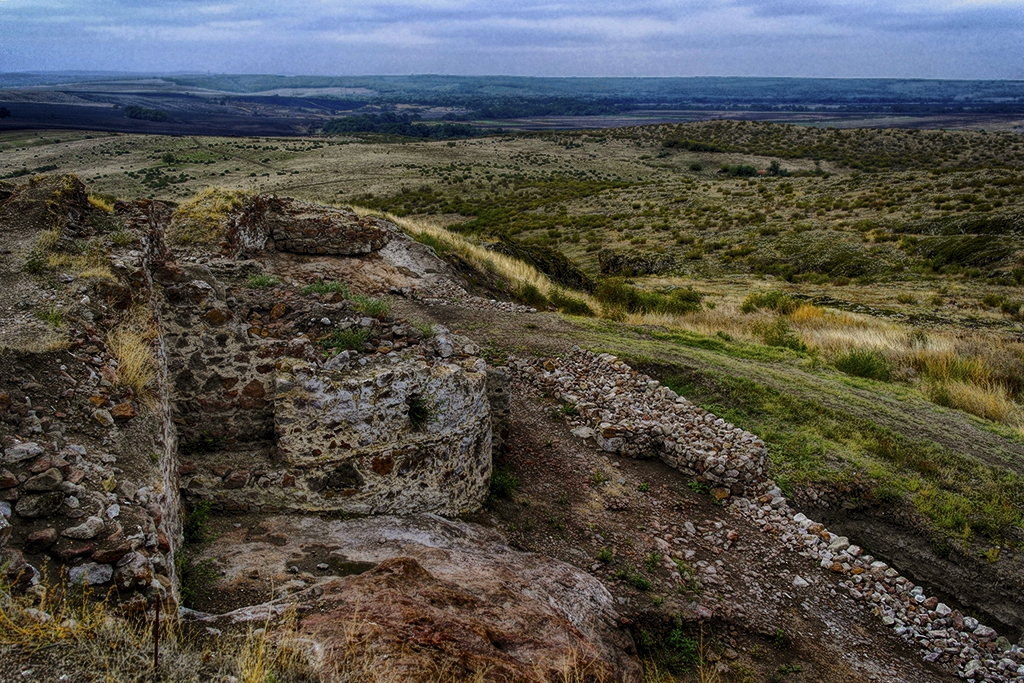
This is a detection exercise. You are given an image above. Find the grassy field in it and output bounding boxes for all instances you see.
[3,122,1024,549]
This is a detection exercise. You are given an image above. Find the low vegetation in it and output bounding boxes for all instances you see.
[168,188,251,245]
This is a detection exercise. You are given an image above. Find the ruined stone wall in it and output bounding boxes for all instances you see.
[156,274,278,452]
[0,191,181,603]
[512,349,769,498]
[223,196,393,258]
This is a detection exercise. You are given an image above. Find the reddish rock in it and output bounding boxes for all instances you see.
[241,380,266,399]
[92,542,133,564]
[157,529,171,553]
[110,403,136,421]
[211,465,232,478]
[52,542,95,563]
[152,261,184,285]
[270,303,288,320]
[179,462,198,476]
[0,469,17,489]
[224,470,249,489]
[24,527,59,552]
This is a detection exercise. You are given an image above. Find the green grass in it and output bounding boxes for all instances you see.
[34,305,64,327]
[245,274,279,289]
[318,327,371,352]
[834,349,893,382]
[489,465,520,500]
[648,363,1024,540]
[349,294,392,318]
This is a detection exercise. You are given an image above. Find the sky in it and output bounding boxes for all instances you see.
[0,0,1022,79]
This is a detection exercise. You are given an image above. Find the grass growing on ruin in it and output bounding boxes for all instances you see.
[319,327,371,352]
[107,307,159,402]
[168,188,251,245]
[245,273,279,289]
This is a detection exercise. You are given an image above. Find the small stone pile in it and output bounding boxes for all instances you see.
[510,349,769,498]
[511,348,1023,681]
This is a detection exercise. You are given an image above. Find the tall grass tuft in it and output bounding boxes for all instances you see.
[107,307,158,402]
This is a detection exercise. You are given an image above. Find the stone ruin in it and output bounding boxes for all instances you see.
[0,178,503,603]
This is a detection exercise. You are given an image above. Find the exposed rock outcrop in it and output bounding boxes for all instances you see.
[193,514,641,682]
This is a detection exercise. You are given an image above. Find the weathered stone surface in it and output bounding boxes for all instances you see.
[68,562,113,586]
[92,409,115,427]
[2,441,43,464]
[0,516,10,548]
[22,467,63,492]
[110,403,136,421]
[25,527,58,552]
[194,514,640,682]
[62,515,106,540]
[267,355,491,515]
[0,469,18,488]
[15,491,64,518]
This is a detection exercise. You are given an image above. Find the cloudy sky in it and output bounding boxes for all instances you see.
[0,0,1022,79]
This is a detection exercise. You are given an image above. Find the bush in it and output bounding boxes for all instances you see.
[515,282,549,308]
[407,394,435,430]
[754,318,806,352]
[548,288,594,316]
[741,290,800,315]
[834,349,893,382]
[593,278,701,316]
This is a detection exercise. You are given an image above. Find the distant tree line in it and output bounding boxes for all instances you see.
[124,105,171,122]
[0,106,11,119]
[321,113,483,139]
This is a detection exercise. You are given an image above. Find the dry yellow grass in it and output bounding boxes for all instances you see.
[169,188,252,245]
[355,208,604,313]
[107,307,158,401]
[88,194,115,213]
[0,327,69,354]
[35,228,61,253]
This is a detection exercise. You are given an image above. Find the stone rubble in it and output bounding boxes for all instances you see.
[511,348,769,498]
[511,347,1024,682]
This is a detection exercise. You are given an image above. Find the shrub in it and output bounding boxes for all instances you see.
[548,288,594,316]
[834,349,893,382]
[515,282,548,308]
[183,500,214,544]
[489,465,520,499]
[754,318,807,352]
[597,547,614,563]
[741,290,800,315]
[593,278,701,316]
[406,394,435,430]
